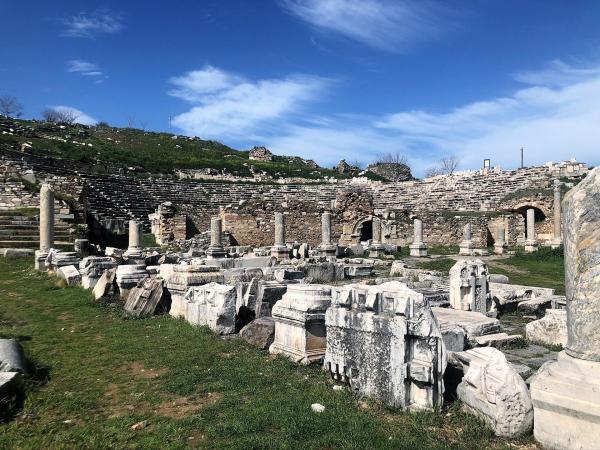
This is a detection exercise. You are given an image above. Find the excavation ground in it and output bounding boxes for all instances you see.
[0,258,538,449]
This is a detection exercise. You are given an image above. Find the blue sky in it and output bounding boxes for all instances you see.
[2,0,600,175]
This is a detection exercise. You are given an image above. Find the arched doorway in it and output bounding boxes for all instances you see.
[359,220,373,242]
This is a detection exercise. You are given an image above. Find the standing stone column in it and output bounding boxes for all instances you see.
[39,184,54,252]
[35,184,54,270]
[206,216,226,259]
[494,225,507,255]
[409,218,428,257]
[531,167,600,449]
[369,217,385,257]
[124,220,143,257]
[524,208,538,252]
[459,222,474,256]
[551,184,562,248]
[318,211,337,258]
[271,212,289,260]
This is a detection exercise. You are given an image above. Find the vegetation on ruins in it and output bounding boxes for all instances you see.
[0,118,386,181]
[425,156,460,178]
[0,257,538,449]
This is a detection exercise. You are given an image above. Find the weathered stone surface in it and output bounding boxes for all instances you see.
[124,278,167,317]
[490,282,555,310]
[324,282,446,411]
[166,265,224,318]
[240,318,275,349]
[489,274,509,284]
[39,183,54,252]
[530,167,600,450]
[270,284,331,364]
[525,309,567,347]
[92,268,116,300]
[474,333,522,348]
[79,256,116,289]
[449,259,491,313]
[115,264,148,299]
[0,339,27,373]
[0,372,23,420]
[438,322,466,352]
[517,296,555,317]
[255,281,288,318]
[184,283,237,334]
[453,348,533,437]
[57,265,81,286]
[432,307,501,341]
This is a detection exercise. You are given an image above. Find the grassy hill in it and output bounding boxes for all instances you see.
[0,118,383,181]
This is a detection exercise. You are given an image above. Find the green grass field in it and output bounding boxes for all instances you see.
[415,247,565,295]
[0,258,536,449]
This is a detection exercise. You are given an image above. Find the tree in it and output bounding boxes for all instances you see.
[424,155,460,178]
[376,151,408,166]
[42,108,79,125]
[0,95,23,118]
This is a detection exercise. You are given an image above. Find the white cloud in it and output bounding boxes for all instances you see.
[169,66,329,138]
[61,9,123,38]
[375,60,600,171]
[66,60,105,80]
[51,106,98,126]
[281,0,454,51]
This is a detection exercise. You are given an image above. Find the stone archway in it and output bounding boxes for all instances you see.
[352,217,373,244]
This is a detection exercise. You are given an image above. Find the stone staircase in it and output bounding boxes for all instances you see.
[0,210,73,249]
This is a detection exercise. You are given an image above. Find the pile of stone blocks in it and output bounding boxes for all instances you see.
[79,256,117,289]
[324,281,446,411]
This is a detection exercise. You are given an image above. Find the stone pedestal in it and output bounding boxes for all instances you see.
[270,212,289,260]
[531,167,600,449]
[494,225,508,255]
[409,218,428,257]
[269,284,331,364]
[124,220,143,258]
[524,208,538,253]
[165,265,224,317]
[449,259,491,313]
[34,250,49,271]
[459,223,474,255]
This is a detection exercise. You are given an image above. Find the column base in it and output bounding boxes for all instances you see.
[524,241,539,253]
[531,351,600,450]
[493,243,507,255]
[206,246,227,259]
[368,243,386,258]
[318,244,337,258]
[548,239,562,249]
[459,241,474,256]
[34,250,49,271]
[409,243,428,257]
[270,245,290,261]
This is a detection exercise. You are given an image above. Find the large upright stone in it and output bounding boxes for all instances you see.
[550,183,562,248]
[369,217,386,257]
[324,282,446,411]
[531,167,600,449]
[269,284,331,364]
[459,223,474,256]
[124,220,143,258]
[449,260,491,313]
[206,217,227,259]
[494,225,508,255]
[270,212,289,260]
[524,209,538,253]
[35,183,55,270]
[409,218,427,257]
[318,211,337,258]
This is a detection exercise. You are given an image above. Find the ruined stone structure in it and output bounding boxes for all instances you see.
[324,282,446,411]
[0,146,582,251]
[449,260,491,313]
[148,202,187,245]
[531,167,600,449]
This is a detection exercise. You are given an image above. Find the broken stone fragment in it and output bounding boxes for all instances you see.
[124,278,168,317]
[525,309,567,347]
[0,339,27,373]
[453,347,533,438]
[57,265,81,286]
[92,268,117,300]
[240,318,275,350]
